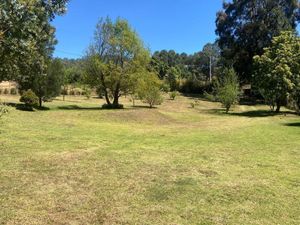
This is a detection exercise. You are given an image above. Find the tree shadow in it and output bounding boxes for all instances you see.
[5,102,49,111]
[57,105,103,111]
[230,110,297,118]
[206,108,297,118]
[284,122,300,127]
[132,105,153,109]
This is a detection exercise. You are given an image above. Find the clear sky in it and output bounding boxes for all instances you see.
[52,0,223,59]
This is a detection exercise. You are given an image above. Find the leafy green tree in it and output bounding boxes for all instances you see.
[0,0,68,82]
[216,0,300,82]
[165,67,180,91]
[216,68,240,113]
[18,58,64,107]
[253,31,300,112]
[85,17,151,108]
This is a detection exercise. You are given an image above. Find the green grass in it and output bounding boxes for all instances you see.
[0,95,299,225]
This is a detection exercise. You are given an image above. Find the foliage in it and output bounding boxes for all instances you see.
[169,91,178,100]
[216,68,240,113]
[165,67,180,91]
[151,45,221,88]
[253,31,300,112]
[85,17,151,108]
[18,58,64,107]
[83,86,92,99]
[20,89,39,109]
[138,72,163,108]
[0,0,68,82]
[178,79,212,94]
[216,0,300,82]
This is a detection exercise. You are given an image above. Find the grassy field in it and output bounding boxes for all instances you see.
[0,94,299,225]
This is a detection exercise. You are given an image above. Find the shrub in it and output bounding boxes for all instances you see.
[190,100,199,108]
[20,89,39,109]
[83,87,92,99]
[141,87,163,108]
[3,89,9,95]
[69,90,75,95]
[169,91,178,100]
[102,104,124,109]
[10,88,17,95]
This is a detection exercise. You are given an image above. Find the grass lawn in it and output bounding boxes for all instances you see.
[0,95,299,225]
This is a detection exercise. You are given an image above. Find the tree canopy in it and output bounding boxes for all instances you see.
[253,31,300,112]
[216,0,300,82]
[85,17,152,108]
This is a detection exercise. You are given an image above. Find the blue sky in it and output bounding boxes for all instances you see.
[52,0,223,59]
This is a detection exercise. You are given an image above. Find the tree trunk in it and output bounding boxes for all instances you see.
[275,104,281,113]
[112,83,120,107]
[63,94,65,101]
[209,56,212,82]
[39,97,42,107]
[113,96,119,107]
[104,90,111,105]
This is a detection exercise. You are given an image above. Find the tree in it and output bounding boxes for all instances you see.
[165,67,180,91]
[216,0,300,82]
[85,17,151,108]
[216,68,240,113]
[0,0,68,82]
[137,72,163,108]
[18,58,63,107]
[202,43,220,82]
[253,31,300,112]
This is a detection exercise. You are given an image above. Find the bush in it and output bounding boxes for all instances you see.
[102,104,124,109]
[10,88,17,95]
[3,89,9,95]
[141,87,163,108]
[169,91,178,100]
[20,89,39,109]
[190,100,199,108]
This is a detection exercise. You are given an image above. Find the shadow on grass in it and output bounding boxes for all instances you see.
[57,105,103,111]
[132,105,153,109]
[6,102,50,111]
[284,122,300,127]
[207,108,297,118]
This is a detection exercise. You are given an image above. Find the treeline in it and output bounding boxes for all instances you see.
[1,0,300,113]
